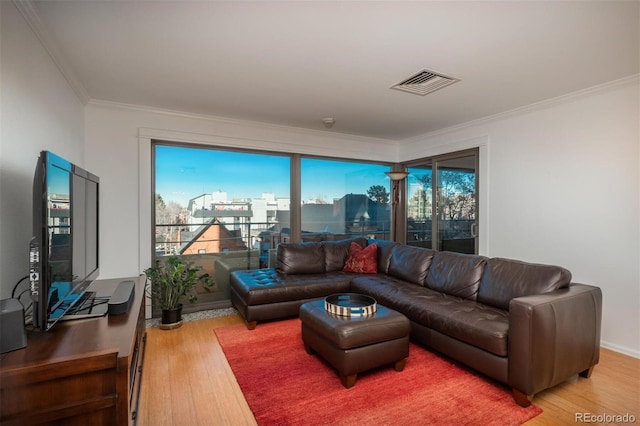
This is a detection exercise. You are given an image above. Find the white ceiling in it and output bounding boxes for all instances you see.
[29,0,639,141]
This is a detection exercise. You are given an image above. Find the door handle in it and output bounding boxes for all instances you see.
[471,222,478,238]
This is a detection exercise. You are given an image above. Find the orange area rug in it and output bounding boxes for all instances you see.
[215,318,542,425]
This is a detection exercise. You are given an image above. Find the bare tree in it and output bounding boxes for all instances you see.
[408,170,475,221]
[438,170,475,220]
[155,195,187,254]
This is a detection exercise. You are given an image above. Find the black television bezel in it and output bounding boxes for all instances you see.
[31,151,100,331]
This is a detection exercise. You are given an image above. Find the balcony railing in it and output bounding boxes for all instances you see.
[407,219,475,253]
[152,221,389,317]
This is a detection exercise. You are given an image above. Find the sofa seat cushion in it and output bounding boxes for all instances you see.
[351,275,509,356]
[231,268,352,305]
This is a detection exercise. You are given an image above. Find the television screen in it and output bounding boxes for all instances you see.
[30,151,100,331]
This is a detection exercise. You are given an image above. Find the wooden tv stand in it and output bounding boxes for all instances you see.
[0,276,146,425]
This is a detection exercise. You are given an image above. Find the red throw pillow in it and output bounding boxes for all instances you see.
[343,242,378,274]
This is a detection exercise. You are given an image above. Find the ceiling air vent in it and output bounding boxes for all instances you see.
[390,69,459,96]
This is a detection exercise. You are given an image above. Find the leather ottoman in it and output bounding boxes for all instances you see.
[299,299,411,388]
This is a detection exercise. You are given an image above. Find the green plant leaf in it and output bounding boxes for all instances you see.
[144,256,213,310]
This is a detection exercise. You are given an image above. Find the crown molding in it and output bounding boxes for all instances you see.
[88,99,396,146]
[13,0,90,104]
[402,74,640,144]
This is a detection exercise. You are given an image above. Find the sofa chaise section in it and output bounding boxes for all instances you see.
[230,238,367,329]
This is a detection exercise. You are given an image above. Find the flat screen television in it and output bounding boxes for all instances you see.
[30,151,100,331]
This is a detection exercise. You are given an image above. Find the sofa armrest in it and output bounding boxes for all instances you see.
[508,284,602,400]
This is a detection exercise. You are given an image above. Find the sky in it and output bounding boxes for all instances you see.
[155,145,391,207]
[48,164,71,197]
[44,152,72,196]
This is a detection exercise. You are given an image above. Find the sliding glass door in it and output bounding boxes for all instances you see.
[406,149,478,254]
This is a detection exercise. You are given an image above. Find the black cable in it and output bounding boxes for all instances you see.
[11,287,34,326]
[17,288,31,300]
[12,287,34,318]
[12,275,29,299]
[65,298,109,315]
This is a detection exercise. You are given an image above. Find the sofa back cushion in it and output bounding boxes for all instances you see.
[477,258,572,310]
[321,238,367,272]
[426,251,487,299]
[370,239,399,274]
[388,245,435,285]
[277,242,325,274]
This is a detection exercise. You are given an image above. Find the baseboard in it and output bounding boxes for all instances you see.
[600,340,640,359]
[181,300,233,314]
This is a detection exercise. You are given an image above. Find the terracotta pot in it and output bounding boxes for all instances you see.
[160,304,183,330]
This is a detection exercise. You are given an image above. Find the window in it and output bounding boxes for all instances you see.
[154,142,290,259]
[300,158,391,241]
[151,142,393,314]
[405,149,479,254]
[152,143,291,314]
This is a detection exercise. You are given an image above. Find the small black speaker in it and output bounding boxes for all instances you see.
[108,280,135,315]
[0,298,27,353]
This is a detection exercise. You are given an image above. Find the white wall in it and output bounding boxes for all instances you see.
[83,102,397,282]
[400,77,640,357]
[0,2,85,299]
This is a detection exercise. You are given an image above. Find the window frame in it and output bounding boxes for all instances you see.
[402,147,480,252]
[151,140,394,260]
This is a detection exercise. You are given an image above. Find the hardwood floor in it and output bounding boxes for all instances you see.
[137,314,639,426]
[137,315,256,426]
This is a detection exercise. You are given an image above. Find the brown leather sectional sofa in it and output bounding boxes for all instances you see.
[230,238,602,407]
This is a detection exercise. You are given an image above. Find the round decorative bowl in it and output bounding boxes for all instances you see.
[324,293,377,317]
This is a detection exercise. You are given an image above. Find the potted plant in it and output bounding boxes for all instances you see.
[144,256,214,329]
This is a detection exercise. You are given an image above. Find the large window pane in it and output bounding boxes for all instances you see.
[300,158,391,241]
[407,164,433,248]
[151,144,393,316]
[405,149,478,254]
[153,143,290,313]
[436,156,477,253]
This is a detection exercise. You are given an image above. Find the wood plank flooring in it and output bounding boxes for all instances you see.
[137,315,639,426]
